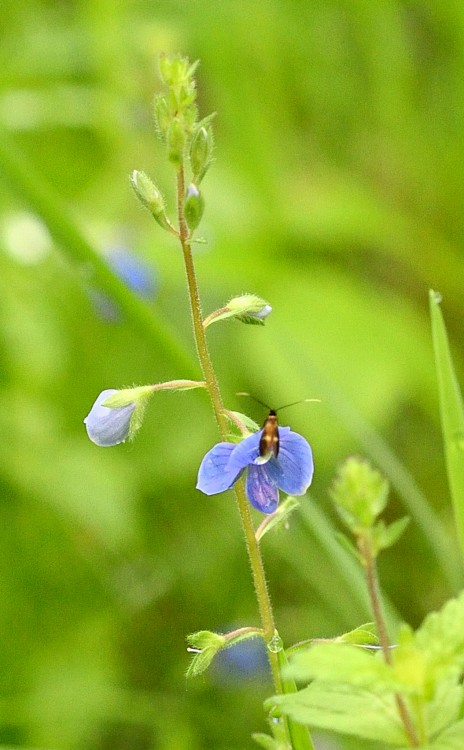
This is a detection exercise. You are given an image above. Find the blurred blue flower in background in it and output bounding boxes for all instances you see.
[197,427,313,514]
[214,632,268,682]
[89,246,158,320]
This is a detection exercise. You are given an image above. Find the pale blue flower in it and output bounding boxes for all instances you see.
[197,427,313,514]
[84,389,136,446]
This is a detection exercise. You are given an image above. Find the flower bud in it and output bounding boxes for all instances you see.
[190,125,212,183]
[202,294,272,329]
[167,118,186,166]
[84,389,137,446]
[84,386,153,446]
[159,53,195,88]
[130,170,163,215]
[130,171,172,232]
[186,630,226,678]
[183,183,205,230]
[153,94,170,139]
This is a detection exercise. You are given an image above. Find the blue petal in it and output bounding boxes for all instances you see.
[246,464,279,514]
[196,442,239,495]
[266,427,314,495]
[225,431,261,475]
[84,389,136,447]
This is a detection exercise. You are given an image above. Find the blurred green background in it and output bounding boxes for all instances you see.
[1,1,464,749]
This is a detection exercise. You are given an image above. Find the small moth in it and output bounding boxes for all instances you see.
[237,393,315,460]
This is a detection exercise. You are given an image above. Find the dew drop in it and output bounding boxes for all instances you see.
[267,633,283,654]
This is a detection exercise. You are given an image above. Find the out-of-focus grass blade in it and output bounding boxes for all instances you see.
[429,290,464,565]
[0,124,197,377]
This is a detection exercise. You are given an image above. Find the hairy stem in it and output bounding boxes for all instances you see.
[359,535,420,747]
[176,166,284,695]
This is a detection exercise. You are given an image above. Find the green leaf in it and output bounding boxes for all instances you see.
[429,290,464,561]
[225,410,260,434]
[252,734,280,750]
[334,530,362,561]
[284,643,401,693]
[335,622,378,646]
[274,647,316,750]
[414,590,464,685]
[424,682,463,738]
[267,682,408,745]
[255,496,300,542]
[373,516,410,553]
[429,720,464,750]
[397,719,464,750]
[185,630,225,678]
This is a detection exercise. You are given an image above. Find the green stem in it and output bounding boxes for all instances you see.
[175,166,284,696]
[359,534,420,747]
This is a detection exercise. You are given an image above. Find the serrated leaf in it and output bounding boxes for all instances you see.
[414,591,464,683]
[284,643,401,693]
[424,682,463,738]
[267,682,408,745]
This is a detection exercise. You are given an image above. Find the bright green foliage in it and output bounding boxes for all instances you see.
[185,630,226,677]
[154,53,200,165]
[269,591,464,747]
[2,3,464,748]
[331,457,389,531]
[255,496,300,542]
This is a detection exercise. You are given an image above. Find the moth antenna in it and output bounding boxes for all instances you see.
[276,398,321,413]
[236,392,271,411]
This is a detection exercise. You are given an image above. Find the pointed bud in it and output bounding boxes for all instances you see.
[130,171,174,233]
[183,183,205,230]
[203,294,272,328]
[186,630,226,678]
[190,126,212,183]
[159,53,197,88]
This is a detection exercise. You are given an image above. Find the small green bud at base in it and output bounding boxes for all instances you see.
[184,183,205,230]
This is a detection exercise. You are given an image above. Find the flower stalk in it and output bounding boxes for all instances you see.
[175,161,286,697]
[359,533,420,747]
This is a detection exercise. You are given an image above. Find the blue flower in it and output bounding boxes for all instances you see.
[196,427,313,514]
[84,389,136,446]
